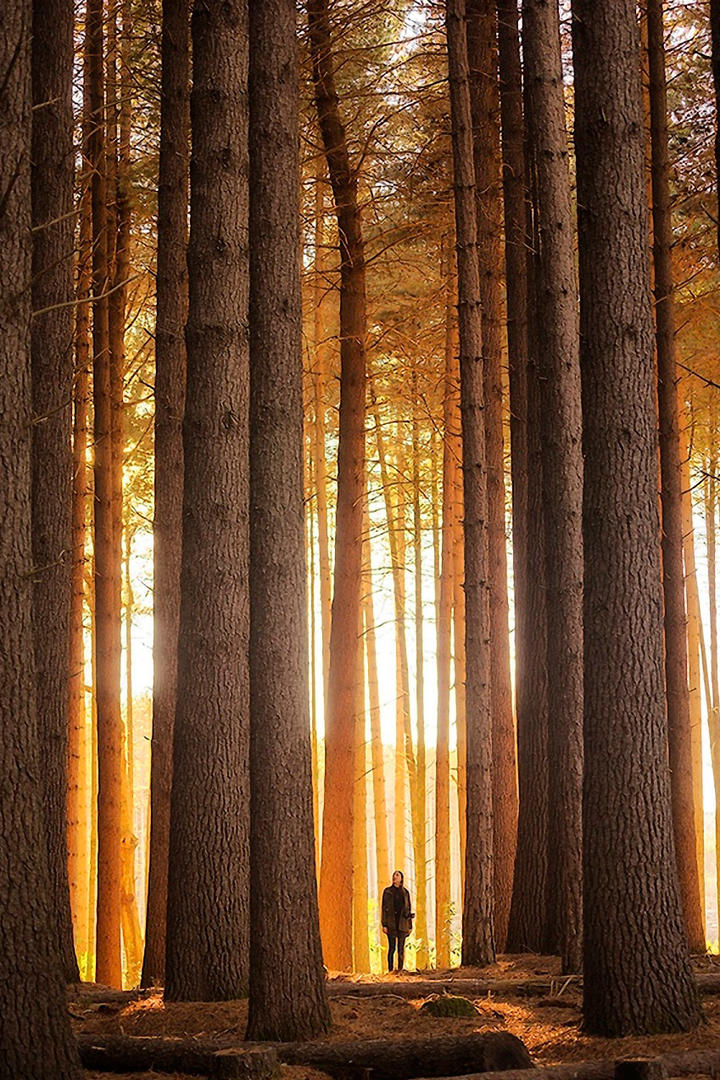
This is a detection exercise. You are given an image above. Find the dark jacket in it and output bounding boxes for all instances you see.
[381,885,413,935]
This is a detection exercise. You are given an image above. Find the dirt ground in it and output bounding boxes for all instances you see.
[76,954,720,1080]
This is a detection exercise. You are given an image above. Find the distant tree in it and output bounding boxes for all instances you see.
[0,0,82,1071]
[522,0,583,974]
[30,0,78,981]
[308,0,367,972]
[245,0,331,1039]
[647,0,705,954]
[572,0,701,1035]
[165,0,250,1001]
[142,0,189,989]
[445,0,495,968]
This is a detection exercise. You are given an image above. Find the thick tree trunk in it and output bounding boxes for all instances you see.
[89,0,124,990]
[165,0,250,1002]
[521,0,583,974]
[0,3,82,1070]
[502,0,551,958]
[309,0,367,972]
[467,4,515,951]
[647,0,705,954]
[30,0,78,983]
[445,0,494,968]
[572,0,701,1035]
[142,0,189,990]
[246,0,331,1035]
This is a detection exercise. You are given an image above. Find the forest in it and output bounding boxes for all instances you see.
[3,0,720,1076]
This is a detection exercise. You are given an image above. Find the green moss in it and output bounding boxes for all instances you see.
[419,995,479,1018]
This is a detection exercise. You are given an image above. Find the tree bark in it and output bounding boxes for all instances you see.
[88,0,124,990]
[501,0,551,958]
[710,0,720,263]
[0,1,82,1070]
[647,0,704,954]
[246,0,331,1036]
[521,0,583,974]
[363,508,390,897]
[165,0,250,1002]
[572,0,701,1035]
[412,386,429,968]
[142,0,189,989]
[467,3,515,953]
[308,0,367,973]
[30,0,78,983]
[436,236,457,969]
[445,0,494,968]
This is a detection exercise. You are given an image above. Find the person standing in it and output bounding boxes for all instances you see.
[381,870,413,972]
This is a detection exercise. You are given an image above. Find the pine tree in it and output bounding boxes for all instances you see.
[572,0,701,1035]
[142,0,189,989]
[0,0,82,1069]
[245,0,331,1038]
[165,0,250,1001]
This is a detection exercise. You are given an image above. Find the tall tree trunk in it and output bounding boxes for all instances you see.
[68,180,92,966]
[142,0,189,990]
[446,0,494,968]
[436,236,457,969]
[165,0,250,1002]
[412,387,429,969]
[453,447,467,889]
[364,514,390,897]
[705,468,720,920]
[495,0,524,953]
[521,0,583,974]
[353,645,371,974]
[681,435,705,930]
[312,175,333,700]
[502,0,551,957]
[0,1,83,1067]
[30,0,78,983]
[572,0,700,1036]
[68,28,94,970]
[246,0,331,1034]
[89,0,124,989]
[309,0,367,973]
[647,0,704,954]
[467,3,515,953]
[121,532,142,987]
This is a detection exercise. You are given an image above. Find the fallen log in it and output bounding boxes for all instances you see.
[326,978,572,1000]
[413,1046,720,1080]
[77,1030,531,1080]
[77,1034,278,1079]
[278,1031,532,1080]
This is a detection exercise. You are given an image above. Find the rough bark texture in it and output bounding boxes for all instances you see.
[0,3,82,1072]
[142,0,189,989]
[89,0,124,989]
[445,0,495,968]
[246,0,331,1039]
[30,0,79,983]
[522,0,583,974]
[572,0,701,1036]
[165,0,250,1001]
[647,0,704,954]
[467,0,517,956]
[415,1049,720,1080]
[308,0,367,973]
[506,77,551,956]
[77,1036,278,1078]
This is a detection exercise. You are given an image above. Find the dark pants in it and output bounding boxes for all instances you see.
[387,932,406,971]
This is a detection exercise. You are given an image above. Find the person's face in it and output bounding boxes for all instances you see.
[392,872,402,887]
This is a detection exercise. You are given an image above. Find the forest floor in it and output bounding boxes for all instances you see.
[76,953,720,1080]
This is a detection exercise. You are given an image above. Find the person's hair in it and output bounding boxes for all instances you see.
[392,869,404,885]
